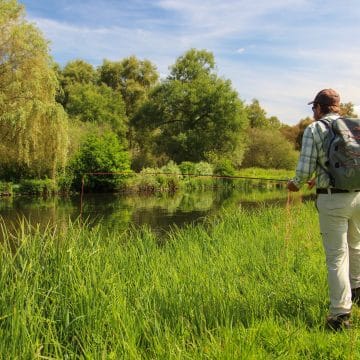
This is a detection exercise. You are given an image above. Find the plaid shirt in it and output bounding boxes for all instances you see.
[292,113,340,189]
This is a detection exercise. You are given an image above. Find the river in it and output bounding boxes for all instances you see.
[0,187,306,237]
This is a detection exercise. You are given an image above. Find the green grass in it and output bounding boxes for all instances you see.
[0,202,359,359]
[236,167,295,181]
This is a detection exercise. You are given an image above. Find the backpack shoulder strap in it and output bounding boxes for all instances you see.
[318,118,330,129]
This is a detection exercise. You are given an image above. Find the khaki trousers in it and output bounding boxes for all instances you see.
[317,192,360,316]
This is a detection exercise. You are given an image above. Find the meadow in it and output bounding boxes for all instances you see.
[0,200,359,359]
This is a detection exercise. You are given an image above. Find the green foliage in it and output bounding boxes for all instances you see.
[242,128,298,169]
[132,162,181,193]
[65,82,128,138]
[18,179,57,195]
[178,161,214,190]
[134,49,248,166]
[0,0,68,179]
[178,161,195,175]
[194,161,213,175]
[62,59,97,85]
[246,99,281,129]
[56,172,74,194]
[340,102,358,117]
[160,160,181,175]
[213,159,236,177]
[168,48,215,81]
[70,131,131,191]
[0,181,13,195]
[237,167,294,181]
[57,59,98,107]
[98,56,159,119]
[179,161,213,176]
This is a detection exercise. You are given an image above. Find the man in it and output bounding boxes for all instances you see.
[287,88,360,331]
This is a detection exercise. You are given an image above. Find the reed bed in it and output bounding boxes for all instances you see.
[0,202,359,359]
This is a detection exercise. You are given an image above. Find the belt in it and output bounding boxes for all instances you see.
[316,188,360,194]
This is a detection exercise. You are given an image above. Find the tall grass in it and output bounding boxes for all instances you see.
[0,202,359,359]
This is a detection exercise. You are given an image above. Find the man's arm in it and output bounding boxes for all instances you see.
[288,126,318,192]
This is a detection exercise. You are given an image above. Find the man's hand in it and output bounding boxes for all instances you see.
[307,178,316,189]
[287,180,299,192]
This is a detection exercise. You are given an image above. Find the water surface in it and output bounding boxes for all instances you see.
[0,187,307,236]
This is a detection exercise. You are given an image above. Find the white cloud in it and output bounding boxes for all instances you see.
[26,0,360,124]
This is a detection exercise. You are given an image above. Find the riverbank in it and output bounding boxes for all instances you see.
[0,167,293,196]
[1,201,357,359]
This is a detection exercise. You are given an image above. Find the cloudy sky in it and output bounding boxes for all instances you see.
[19,0,360,124]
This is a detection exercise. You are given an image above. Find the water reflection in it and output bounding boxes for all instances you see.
[0,186,308,236]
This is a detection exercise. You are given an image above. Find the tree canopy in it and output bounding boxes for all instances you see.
[0,0,68,179]
[98,56,159,119]
[65,82,127,139]
[242,128,298,169]
[246,99,281,129]
[133,49,248,165]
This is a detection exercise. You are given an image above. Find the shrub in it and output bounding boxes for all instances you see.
[179,161,196,175]
[194,161,213,176]
[213,159,236,177]
[242,128,298,170]
[19,179,57,196]
[56,172,74,194]
[160,161,181,176]
[70,131,131,192]
[160,161,181,191]
[0,181,13,196]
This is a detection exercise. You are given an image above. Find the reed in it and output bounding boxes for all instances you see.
[0,202,359,359]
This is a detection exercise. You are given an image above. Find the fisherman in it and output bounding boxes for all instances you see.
[287,89,360,331]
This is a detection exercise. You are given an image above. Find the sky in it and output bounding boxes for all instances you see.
[19,0,360,125]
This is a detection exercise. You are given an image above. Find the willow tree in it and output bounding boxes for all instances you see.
[0,0,68,179]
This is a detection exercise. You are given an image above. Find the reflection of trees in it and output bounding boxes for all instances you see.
[80,194,133,231]
[178,191,215,212]
[0,185,304,238]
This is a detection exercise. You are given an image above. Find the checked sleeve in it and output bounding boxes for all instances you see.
[292,126,317,188]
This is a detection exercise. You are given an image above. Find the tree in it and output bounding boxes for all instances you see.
[65,82,128,138]
[340,102,358,117]
[70,131,130,191]
[242,128,298,169]
[0,0,68,179]
[168,48,215,81]
[133,49,248,166]
[98,56,159,119]
[62,59,97,85]
[246,99,281,128]
[57,59,97,107]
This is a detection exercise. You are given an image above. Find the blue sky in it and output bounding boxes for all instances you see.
[19,0,360,124]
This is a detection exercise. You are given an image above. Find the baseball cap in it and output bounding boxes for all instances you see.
[308,88,340,106]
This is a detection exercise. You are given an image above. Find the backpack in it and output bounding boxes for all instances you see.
[320,117,360,190]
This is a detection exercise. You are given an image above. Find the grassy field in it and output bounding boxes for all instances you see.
[0,200,359,359]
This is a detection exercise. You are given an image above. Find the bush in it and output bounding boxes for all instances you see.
[160,161,181,176]
[194,161,213,176]
[134,162,181,193]
[213,159,236,177]
[56,172,74,194]
[179,161,196,175]
[0,181,13,195]
[70,131,131,192]
[242,128,298,170]
[19,179,57,196]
